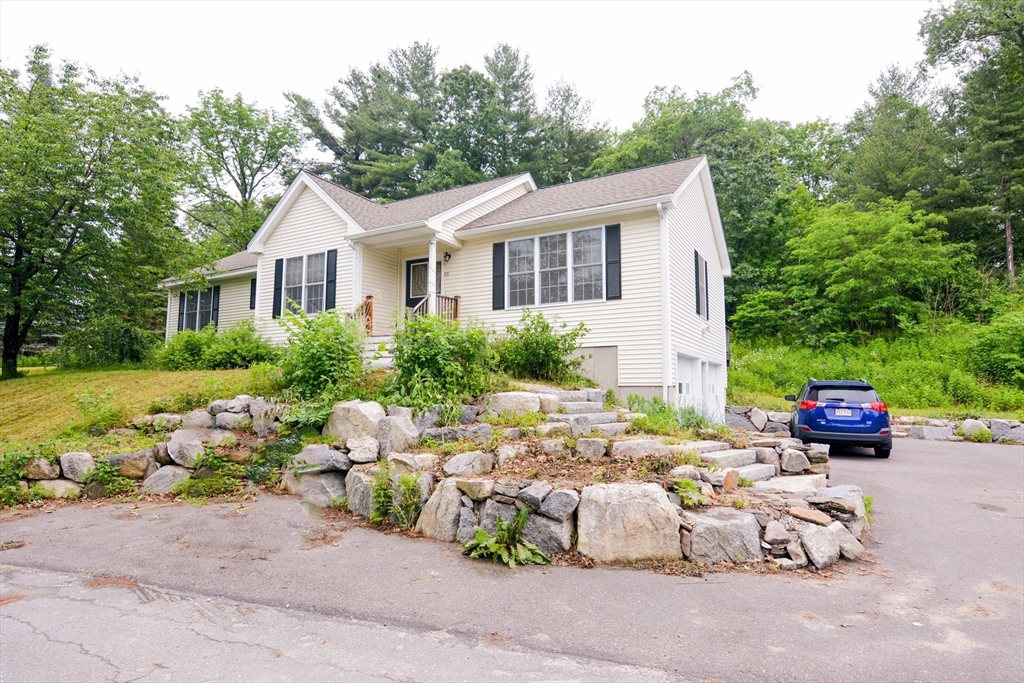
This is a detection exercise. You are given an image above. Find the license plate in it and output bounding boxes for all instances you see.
[835,408,852,417]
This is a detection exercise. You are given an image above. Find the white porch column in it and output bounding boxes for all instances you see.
[427,238,437,314]
[352,243,364,311]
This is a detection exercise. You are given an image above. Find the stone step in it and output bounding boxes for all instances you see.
[559,401,607,414]
[548,412,621,436]
[750,473,828,494]
[519,386,606,403]
[684,440,730,454]
[700,448,757,468]
[591,422,630,437]
[735,463,776,482]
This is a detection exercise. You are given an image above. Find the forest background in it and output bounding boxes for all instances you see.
[2,0,1022,415]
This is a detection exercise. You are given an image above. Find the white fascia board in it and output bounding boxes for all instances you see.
[248,173,365,254]
[347,220,431,242]
[455,195,673,238]
[425,174,536,230]
[160,266,257,289]
[667,158,731,278]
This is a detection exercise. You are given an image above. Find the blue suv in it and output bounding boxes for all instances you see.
[785,379,892,458]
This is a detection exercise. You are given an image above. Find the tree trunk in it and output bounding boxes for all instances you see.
[1,312,23,379]
[1006,212,1016,290]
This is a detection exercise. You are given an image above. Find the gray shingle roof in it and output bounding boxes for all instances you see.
[302,173,519,231]
[459,157,704,231]
[212,251,258,272]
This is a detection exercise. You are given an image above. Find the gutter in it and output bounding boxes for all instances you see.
[159,266,257,289]
[456,194,674,237]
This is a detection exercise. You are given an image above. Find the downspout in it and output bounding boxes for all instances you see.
[657,202,670,403]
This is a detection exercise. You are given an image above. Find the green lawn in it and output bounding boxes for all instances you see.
[0,368,250,443]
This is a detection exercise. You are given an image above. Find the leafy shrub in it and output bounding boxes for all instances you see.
[53,315,159,369]
[279,309,365,399]
[0,451,31,506]
[496,309,591,385]
[392,473,423,529]
[246,433,303,484]
[17,352,53,368]
[247,362,287,397]
[174,447,246,499]
[967,426,993,443]
[202,319,278,370]
[156,325,217,370]
[627,395,716,435]
[673,478,707,508]
[389,314,497,408]
[463,506,550,567]
[369,460,392,526]
[969,312,1024,389]
[83,458,137,497]
[70,388,126,435]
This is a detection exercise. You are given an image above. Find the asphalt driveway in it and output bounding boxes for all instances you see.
[1,438,1021,682]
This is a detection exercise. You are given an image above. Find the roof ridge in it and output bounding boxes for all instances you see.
[526,155,706,194]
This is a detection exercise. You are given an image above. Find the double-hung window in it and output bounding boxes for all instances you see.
[182,288,214,330]
[283,252,327,315]
[507,227,604,307]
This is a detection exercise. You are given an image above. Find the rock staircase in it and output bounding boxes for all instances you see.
[516,387,632,437]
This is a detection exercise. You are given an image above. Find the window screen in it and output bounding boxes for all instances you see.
[572,228,603,301]
[508,238,535,307]
[538,234,567,304]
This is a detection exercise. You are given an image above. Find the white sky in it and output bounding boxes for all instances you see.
[1,0,936,131]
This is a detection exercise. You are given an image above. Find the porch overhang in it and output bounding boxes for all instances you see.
[347,222,461,250]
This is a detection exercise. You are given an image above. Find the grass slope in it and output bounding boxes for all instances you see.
[0,368,249,443]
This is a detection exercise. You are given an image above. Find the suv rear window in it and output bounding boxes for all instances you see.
[806,386,879,403]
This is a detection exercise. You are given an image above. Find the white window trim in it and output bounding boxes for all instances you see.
[282,251,328,315]
[505,225,606,309]
[695,251,709,321]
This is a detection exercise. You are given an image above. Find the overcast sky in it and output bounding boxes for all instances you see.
[1,0,936,131]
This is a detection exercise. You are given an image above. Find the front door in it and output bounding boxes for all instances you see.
[405,258,442,309]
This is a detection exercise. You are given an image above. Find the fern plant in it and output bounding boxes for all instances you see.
[369,460,393,526]
[673,477,708,508]
[391,473,423,528]
[463,507,550,568]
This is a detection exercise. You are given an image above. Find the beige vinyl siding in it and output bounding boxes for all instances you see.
[440,184,529,239]
[444,211,664,388]
[256,186,353,345]
[361,246,400,335]
[666,175,729,406]
[164,275,254,339]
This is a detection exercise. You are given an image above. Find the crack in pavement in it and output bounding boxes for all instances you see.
[1,614,124,682]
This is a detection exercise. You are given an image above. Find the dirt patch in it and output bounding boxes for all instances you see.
[978,580,1024,596]
[0,595,24,606]
[0,540,26,551]
[88,576,137,589]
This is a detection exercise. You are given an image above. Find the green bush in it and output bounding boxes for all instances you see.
[729,320,1024,414]
[82,458,137,497]
[279,309,366,400]
[69,388,126,435]
[496,309,591,385]
[202,319,278,370]
[156,325,217,370]
[174,447,246,499]
[463,506,550,567]
[627,395,716,435]
[0,451,32,506]
[388,314,497,408]
[969,312,1024,389]
[53,315,159,368]
[17,352,53,368]
[156,321,277,372]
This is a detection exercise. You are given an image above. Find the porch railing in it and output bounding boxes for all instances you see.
[408,294,460,321]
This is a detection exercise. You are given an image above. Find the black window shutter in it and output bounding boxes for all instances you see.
[249,278,257,310]
[704,261,710,320]
[605,224,621,300]
[492,242,505,310]
[177,292,185,331]
[211,285,221,327]
[325,249,337,310]
[272,258,283,318]
[694,251,701,315]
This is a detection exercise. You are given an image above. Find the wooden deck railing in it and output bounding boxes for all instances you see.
[408,294,460,321]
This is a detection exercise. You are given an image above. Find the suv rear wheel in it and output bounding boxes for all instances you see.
[874,446,891,459]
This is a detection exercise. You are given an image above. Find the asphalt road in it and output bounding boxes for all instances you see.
[1,438,1022,682]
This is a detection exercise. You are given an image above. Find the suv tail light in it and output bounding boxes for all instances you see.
[798,400,819,410]
[863,402,888,412]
